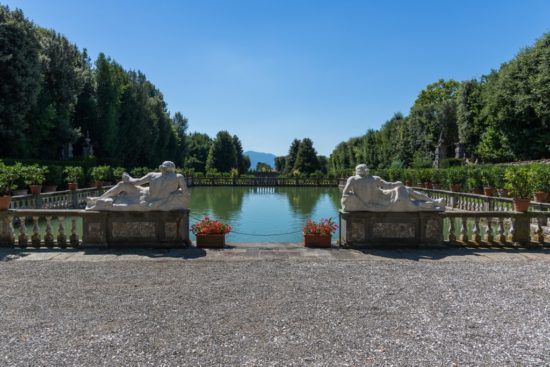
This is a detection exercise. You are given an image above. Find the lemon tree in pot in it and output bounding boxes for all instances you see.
[504,166,532,212]
[481,166,497,196]
[530,165,550,203]
[91,165,112,188]
[64,166,83,190]
[22,164,48,195]
[303,218,338,248]
[0,164,19,210]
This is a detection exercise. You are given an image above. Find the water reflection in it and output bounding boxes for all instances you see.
[188,186,342,242]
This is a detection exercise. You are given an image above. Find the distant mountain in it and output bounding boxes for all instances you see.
[244,151,276,170]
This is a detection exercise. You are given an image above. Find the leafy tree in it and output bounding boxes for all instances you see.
[294,138,320,174]
[185,133,212,172]
[232,135,248,173]
[274,156,286,172]
[255,162,272,172]
[285,139,301,173]
[0,6,41,156]
[206,131,237,172]
[172,112,188,166]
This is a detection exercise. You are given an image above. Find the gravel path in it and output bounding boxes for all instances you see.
[1,256,549,366]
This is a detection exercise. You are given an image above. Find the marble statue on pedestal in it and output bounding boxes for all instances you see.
[86,161,190,211]
[341,164,445,212]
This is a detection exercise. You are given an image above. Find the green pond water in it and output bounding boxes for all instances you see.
[188,186,342,243]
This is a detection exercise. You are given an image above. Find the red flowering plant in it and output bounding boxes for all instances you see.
[303,218,338,236]
[191,216,232,235]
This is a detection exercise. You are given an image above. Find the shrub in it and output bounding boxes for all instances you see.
[504,166,532,198]
[440,158,464,168]
[480,166,497,188]
[446,167,466,187]
[22,164,48,186]
[91,165,113,181]
[530,165,550,193]
[45,165,64,186]
[431,169,445,184]
[466,167,483,191]
[64,166,83,183]
[130,167,151,178]
[0,163,19,195]
[492,165,506,189]
[112,167,126,181]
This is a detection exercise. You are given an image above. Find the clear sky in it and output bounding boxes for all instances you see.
[4,0,550,156]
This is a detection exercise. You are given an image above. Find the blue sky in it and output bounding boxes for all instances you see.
[4,0,550,156]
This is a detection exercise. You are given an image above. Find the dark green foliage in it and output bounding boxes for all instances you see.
[274,156,286,172]
[294,138,320,174]
[0,6,41,156]
[206,131,237,173]
[185,133,212,172]
[232,135,248,174]
[285,139,301,174]
[255,162,272,172]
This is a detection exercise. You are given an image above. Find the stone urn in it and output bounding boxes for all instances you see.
[304,234,331,248]
[196,234,225,248]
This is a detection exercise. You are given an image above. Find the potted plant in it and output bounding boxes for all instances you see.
[0,164,19,210]
[418,169,433,189]
[481,166,496,196]
[530,165,550,203]
[23,164,48,195]
[91,165,112,188]
[303,218,339,248]
[403,169,414,187]
[504,166,532,212]
[192,216,232,248]
[492,165,508,197]
[431,169,445,190]
[446,168,465,192]
[64,166,83,190]
[466,167,483,194]
[44,165,63,192]
[11,163,28,195]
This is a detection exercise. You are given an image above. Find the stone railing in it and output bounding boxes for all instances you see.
[414,187,550,213]
[441,211,549,246]
[0,208,190,248]
[0,209,83,248]
[10,186,112,210]
[186,177,339,187]
[339,210,550,248]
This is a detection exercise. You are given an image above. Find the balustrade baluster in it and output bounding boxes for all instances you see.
[18,216,28,248]
[472,217,481,243]
[485,217,494,243]
[460,217,469,243]
[509,219,516,246]
[31,216,41,247]
[7,215,15,245]
[57,216,67,248]
[496,218,506,243]
[534,217,545,245]
[70,217,79,247]
[448,218,456,242]
[44,216,54,247]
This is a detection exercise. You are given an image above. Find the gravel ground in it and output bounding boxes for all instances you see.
[1,257,549,366]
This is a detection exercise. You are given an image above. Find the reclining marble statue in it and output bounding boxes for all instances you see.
[341,164,445,212]
[86,161,190,211]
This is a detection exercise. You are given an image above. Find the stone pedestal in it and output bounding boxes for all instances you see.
[82,210,190,248]
[339,210,443,248]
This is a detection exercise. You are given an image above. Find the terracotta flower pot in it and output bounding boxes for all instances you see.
[68,182,78,191]
[0,196,11,210]
[196,234,225,248]
[512,198,530,212]
[545,192,550,203]
[424,182,433,190]
[304,234,331,248]
[95,180,103,189]
[534,192,547,203]
[450,184,461,192]
[29,185,42,195]
[405,180,412,187]
[483,187,495,197]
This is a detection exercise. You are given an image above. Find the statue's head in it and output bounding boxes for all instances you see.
[159,161,176,173]
[355,164,369,177]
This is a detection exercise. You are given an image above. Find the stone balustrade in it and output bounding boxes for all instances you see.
[186,177,338,187]
[10,187,112,210]
[0,208,190,248]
